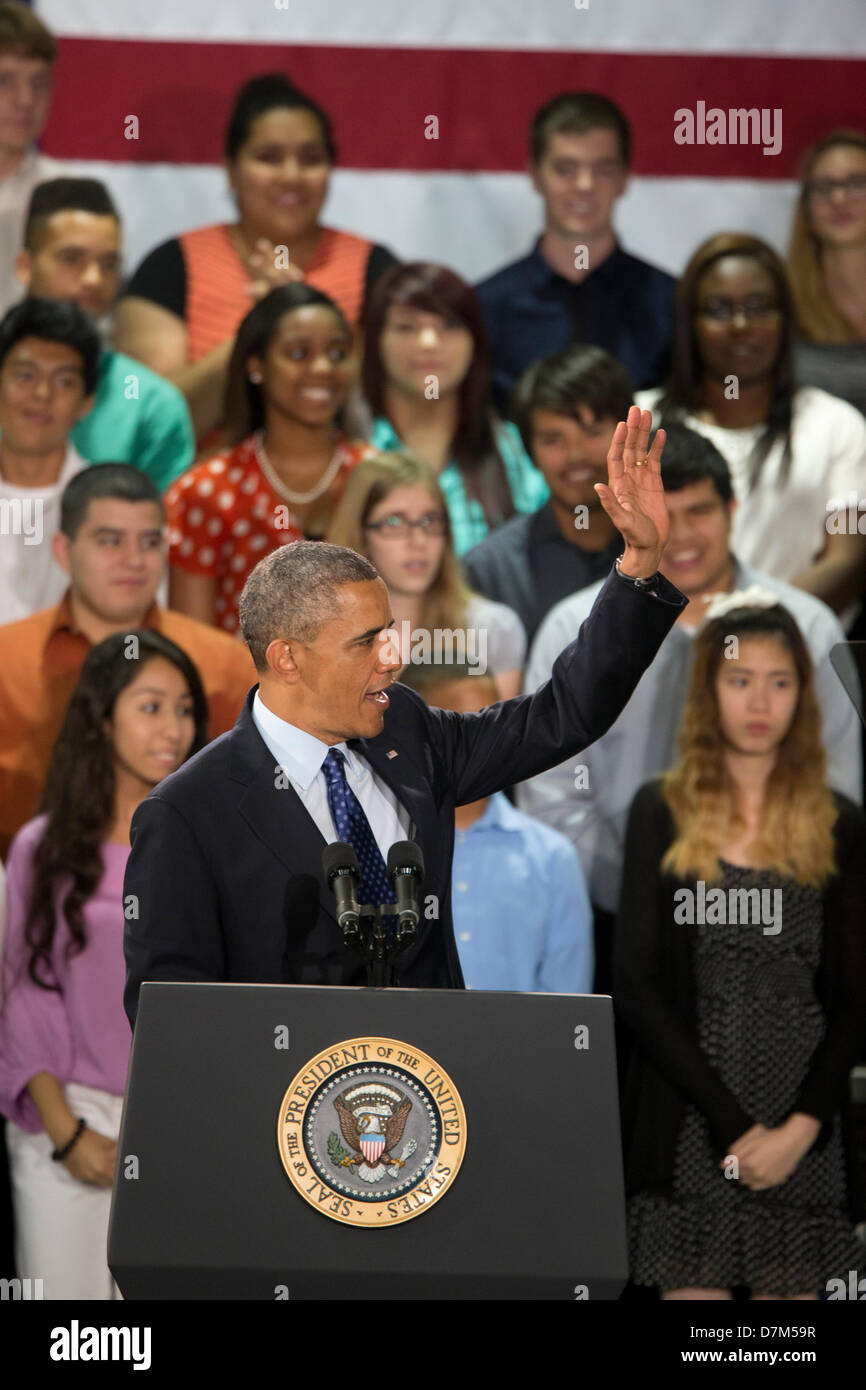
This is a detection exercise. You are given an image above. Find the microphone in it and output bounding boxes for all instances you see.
[322,843,362,949]
[387,841,424,949]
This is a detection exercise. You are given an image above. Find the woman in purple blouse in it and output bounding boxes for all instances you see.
[0,630,207,1299]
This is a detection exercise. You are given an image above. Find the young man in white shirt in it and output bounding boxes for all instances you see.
[0,295,98,622]
[519,423,862,990]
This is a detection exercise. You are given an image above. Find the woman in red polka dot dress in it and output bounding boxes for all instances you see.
[166,284,373,633]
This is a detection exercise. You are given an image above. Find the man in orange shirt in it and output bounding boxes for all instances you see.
[0,462,256,857]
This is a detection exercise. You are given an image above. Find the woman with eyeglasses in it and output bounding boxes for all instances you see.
[787,129,866,418]
[635,232,866,624]
[327,452,526,699]
[361,262,549,557]
[166,283,373,635]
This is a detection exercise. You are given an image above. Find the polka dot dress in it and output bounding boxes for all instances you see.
[165,435,367,634]
[628,862,864,1296]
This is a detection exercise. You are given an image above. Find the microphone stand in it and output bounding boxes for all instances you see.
[356,903,415,988]
[324,843,423,988]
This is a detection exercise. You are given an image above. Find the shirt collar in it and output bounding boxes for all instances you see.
[460,791,522,834]
[369,416,402,450]
[252,690,361,791]
[527,236,624,286]
[45,590,162,642]
[665,555,748,642]
[530,499,595,550]
[729,554,749,589]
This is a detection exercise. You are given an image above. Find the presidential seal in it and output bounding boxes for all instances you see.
[277,1037,466,1227]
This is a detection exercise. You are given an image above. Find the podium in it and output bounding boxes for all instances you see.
[108,982,628,1299]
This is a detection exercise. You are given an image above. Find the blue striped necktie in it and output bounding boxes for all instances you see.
[320,748,396,906]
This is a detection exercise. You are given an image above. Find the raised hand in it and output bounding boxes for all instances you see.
[246,237,305,302]
[594,405,668,578]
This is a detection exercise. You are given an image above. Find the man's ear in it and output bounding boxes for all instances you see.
[265,638,301,683]
[15,248,32,291]
[51,529,72,576]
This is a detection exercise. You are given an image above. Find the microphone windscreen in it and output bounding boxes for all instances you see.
[387,840,424,879]
[322,842,360,883]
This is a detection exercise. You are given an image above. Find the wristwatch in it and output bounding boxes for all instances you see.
[614,555,661,593]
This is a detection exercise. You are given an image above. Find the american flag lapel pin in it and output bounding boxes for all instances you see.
[387,749,398,760]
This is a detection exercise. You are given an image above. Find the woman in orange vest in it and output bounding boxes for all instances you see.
[116,72,398,445]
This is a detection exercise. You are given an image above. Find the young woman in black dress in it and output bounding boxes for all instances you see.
[615,592,866,1300]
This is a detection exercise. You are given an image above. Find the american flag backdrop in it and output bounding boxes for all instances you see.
[28,0,866,295]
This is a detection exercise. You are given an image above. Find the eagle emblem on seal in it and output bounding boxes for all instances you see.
[327,1082,418,1184]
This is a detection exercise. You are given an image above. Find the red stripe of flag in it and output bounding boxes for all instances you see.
[41,38,863,178]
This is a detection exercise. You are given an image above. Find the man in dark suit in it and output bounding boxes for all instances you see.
[123,408,686,1025]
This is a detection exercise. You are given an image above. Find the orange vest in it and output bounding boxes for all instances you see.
[180,223,372,364]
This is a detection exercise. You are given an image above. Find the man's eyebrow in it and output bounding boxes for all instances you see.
[351,620,395,642]
[89,526,164,538]
[9,354,83,372]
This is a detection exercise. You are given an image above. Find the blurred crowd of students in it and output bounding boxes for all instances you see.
[0,2,863,1303]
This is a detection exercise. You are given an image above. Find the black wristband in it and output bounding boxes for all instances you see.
[51,1117,86,1162]
[614,555,661,593]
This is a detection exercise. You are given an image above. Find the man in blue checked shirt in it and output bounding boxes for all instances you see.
[402,664,593,993]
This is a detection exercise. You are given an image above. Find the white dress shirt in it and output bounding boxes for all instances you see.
[0,443,86,624]
[251,689,412,860]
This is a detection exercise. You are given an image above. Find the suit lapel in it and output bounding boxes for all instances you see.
[351,735,442,906]
[229,693,339,927]
[228,689,441,932]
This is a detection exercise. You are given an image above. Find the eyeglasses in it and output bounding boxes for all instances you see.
[806,173,866,201]
[695,297,781,324]
[364,512,447,538]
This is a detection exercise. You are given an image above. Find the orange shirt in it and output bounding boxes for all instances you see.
[166,434,370,634]
[0,594,257,858]
[180,223,373,364]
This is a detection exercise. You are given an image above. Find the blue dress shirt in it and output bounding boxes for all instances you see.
[476,240,676,413]
[451,792,593,992]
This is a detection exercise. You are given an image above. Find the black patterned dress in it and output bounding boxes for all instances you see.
[628,862,864,1295]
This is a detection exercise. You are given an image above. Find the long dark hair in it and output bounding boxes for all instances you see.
[23,632,209,991]
[361,262,516,525]
[662,602,836,886]
[223,283,352,443]
[658,233,795,493]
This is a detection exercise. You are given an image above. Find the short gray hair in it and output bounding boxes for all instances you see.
[239,541,379,670]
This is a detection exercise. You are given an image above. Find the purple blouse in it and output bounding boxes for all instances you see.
[0,815,131,1132]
